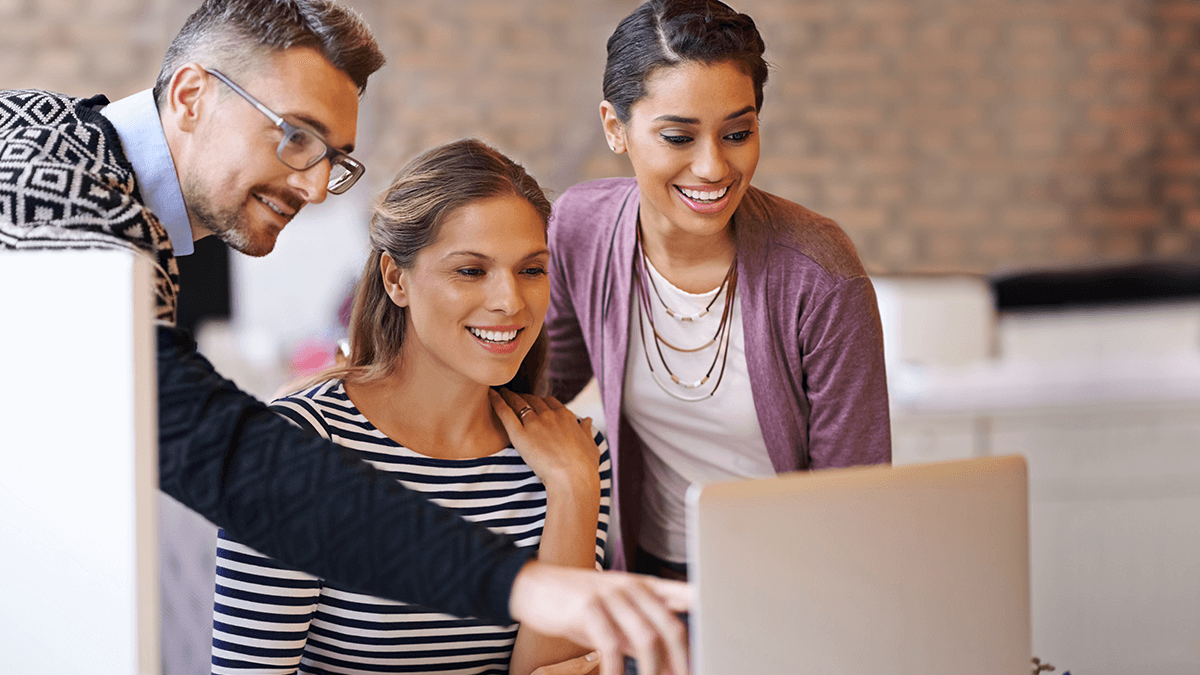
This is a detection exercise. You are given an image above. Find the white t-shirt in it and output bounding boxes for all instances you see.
[623,257,775,563]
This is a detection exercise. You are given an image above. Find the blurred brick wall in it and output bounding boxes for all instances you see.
[731,0,1200,274]
[6,0,1200,275]
[357,0,631,197]
[0,0,191,97]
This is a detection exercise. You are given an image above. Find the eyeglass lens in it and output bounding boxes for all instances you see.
[328,162,353,182]
[280,128,322,167]
[278,126,358,193]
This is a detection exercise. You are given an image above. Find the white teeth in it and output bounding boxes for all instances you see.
[469,327,519,343]
[679,185,729,202]
[256,194,286,216]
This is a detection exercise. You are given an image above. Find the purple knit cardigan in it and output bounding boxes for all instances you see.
[546,177,891,569]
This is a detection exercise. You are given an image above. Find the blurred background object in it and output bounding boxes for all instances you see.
[5,0,1199,673]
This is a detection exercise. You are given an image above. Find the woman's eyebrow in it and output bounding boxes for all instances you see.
[442,250,491,262]
[653,106,757,124]
[442,248,550,262]
[725,105,757,120]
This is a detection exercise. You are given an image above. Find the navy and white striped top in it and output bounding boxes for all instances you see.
[211,380,612,675]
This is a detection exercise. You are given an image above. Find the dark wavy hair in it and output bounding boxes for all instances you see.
[603,0,769,122]
[321,139,553,396]
[153,0,385,108]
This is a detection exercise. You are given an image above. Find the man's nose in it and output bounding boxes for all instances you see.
[289,160,331,204]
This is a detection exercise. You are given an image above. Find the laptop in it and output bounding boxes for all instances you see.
[685,455,1031,675]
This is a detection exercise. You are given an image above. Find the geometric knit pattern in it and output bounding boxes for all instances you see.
[0,86,536,625]
[211,379,611,675]
[0,89,178,323]
[156,325,534,626]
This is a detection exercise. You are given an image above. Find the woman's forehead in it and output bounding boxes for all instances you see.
[423,196,548,262]
[635,61,757,118]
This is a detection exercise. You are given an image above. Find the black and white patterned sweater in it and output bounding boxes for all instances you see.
[0,89,532,626]
[0,89,179,323]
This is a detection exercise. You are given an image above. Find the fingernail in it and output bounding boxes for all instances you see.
[585,652,598,661]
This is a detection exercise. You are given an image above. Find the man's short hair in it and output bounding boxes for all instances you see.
[152,0,385,108]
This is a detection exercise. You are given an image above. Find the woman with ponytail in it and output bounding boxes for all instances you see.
[547,0,892,580]
[211,139,613,675]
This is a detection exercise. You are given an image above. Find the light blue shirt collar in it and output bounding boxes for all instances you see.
[100,89,194,256]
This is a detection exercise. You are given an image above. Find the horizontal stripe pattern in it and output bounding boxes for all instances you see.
[213,379,611,675]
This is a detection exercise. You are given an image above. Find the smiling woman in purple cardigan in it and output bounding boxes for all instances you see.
[546,0,892,577]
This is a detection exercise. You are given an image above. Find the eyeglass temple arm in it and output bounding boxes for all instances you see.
[207,66,357,181]
[206,69,286,128]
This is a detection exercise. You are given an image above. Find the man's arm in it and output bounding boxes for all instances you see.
[157,325,692,674]
[155,324,531,624]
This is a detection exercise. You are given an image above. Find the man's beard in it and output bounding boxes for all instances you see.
[183,177,301,258]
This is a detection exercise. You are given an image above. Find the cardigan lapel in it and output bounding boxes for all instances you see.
[734,190,806,472]
[599,183,640,426]
[598,181,640,570]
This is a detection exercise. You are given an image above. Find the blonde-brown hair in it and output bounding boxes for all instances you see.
[320,139,552,395]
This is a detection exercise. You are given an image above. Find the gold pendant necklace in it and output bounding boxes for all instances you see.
[634,226,737,401]
[639,230,734,324]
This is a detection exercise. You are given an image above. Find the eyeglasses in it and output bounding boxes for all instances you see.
[205,68,365,195]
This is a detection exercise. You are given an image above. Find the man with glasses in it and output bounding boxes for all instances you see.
[0,2,689,674]
[204,68,366,196]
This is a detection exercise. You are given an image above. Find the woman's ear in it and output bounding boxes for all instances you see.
[599,100,628,155]
[380,253,409,308]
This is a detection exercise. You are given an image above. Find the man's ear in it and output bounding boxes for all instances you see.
[380,252,409,308]
[164,63,211,134]
[599,100,628,155]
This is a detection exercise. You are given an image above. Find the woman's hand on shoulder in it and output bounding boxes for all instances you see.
[489,388,601,498]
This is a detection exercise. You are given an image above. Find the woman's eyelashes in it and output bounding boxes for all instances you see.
[453,265,547,279]
[658,129,755,145]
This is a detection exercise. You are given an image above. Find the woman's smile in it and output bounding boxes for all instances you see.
[467,325,525,354]
[674,183,733,213]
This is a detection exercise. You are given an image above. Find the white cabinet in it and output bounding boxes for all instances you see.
[879,276,1200,675]
[0,250,159,675]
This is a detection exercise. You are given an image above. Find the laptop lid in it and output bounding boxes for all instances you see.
[686,455,1031,675]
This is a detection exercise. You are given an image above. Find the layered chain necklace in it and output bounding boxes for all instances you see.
[633,225,737,402]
